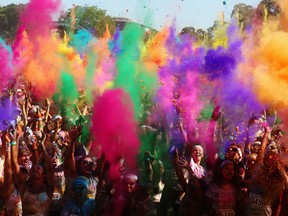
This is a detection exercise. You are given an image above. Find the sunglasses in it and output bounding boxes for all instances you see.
[83,160,93,166]
[229,148,239,153]
[74,186,86,192]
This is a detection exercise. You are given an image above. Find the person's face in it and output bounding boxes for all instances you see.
[73,185,88,199]
[54,119,62,129]
[225,147,241,163]
[56,136,64,146]
[251,145,261,154]
[192,147,203,163]
[80,157,93,176]
[124,179,136,193]
[18,153,31,167]
[51,152,62,168]
[30,164,44,180]
[247,158,256,172]
[221,163,234,181]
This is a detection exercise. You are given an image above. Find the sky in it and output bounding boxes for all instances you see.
[1,0,262,32]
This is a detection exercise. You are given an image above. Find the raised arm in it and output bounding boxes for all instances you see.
[44,98,51,123]
[172,148,187,191]
[4,131,15,198]
[256,125,270,165]
[39,134,55,197]
[67,124,83,177]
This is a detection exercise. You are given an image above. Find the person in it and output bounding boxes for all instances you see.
[245,126,288,216]
[176,145,207,216]
[47,143,66,215]
[204,159,237,216]
[159,145,185,216]
[61,176,96,216]
[4,131,23,215]
[65,125,99,201]
[12,131,55,215]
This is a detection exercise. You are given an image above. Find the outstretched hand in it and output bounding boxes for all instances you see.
[179,156,189,170]
[69,124,83,142]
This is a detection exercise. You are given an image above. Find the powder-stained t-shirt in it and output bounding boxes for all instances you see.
[61,198,95,216]
[245,185,272,216]
[205,182,236,216]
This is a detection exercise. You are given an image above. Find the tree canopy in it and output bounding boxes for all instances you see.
[0,4,25,42]
[58,5,116,37]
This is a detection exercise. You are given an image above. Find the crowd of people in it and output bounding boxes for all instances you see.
[0,78,288,216]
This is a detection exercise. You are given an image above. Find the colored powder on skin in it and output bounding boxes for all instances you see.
[114,23,145,118]
[0,39,14,88]
[91,89,140,179]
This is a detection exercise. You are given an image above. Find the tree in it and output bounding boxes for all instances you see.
[180,27,207,42]
[231,3,254,31]
[58,5,116,37]
[0,4,25,43]
[257,0,280,18]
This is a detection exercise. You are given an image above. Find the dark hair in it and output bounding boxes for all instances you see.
[76,155,93,176]
[211,159,237,187]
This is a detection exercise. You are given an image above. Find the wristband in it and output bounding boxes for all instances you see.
[10,141,17,146]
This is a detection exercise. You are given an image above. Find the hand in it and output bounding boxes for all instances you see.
[179,156,189,169]
[211,105,221,121]
[69,124,83,142]
[4,131,11,144]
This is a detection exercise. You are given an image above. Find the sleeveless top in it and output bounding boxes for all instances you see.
[22,187,51,216]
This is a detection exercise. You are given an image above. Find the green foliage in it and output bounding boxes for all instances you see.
[58,5,116,37]
[257,0,280,18]
[0,4,25,42]
[180,26,206,42]
[231,3,254,31]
